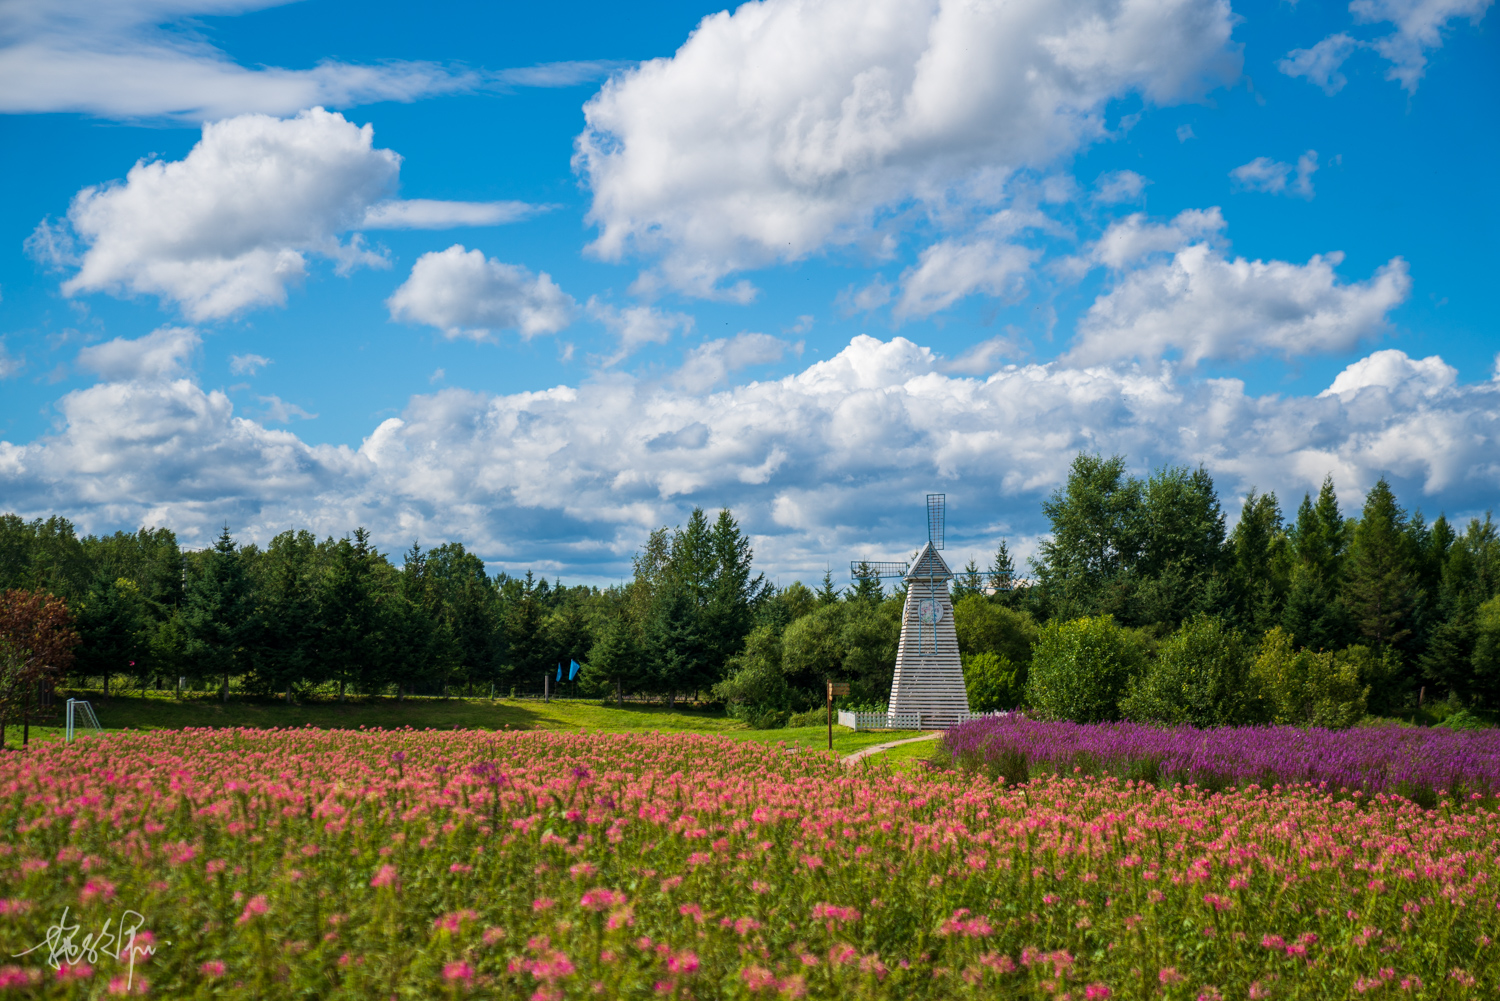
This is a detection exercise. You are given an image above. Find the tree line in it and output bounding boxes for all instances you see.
[2,451,1498,727]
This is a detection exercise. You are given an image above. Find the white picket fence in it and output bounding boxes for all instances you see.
[837,709,1007,731]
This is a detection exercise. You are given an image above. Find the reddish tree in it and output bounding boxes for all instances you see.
[0,589,80,747]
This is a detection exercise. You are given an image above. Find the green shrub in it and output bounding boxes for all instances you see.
[962,651,1024,712]
[1251,627,1367,728]
[788,707,833,728]
[953,596,1039,667]
[1025,615,1145,723]
[728,704,791,729]
[1437,708,1489,731]
[1121,614,1269,727]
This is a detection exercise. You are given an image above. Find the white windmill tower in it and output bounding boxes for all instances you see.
[851,494,970,728]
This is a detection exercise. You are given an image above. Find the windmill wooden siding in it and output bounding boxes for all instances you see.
[887,541,970,727]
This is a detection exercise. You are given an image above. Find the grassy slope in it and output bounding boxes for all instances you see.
[9,690,926,758]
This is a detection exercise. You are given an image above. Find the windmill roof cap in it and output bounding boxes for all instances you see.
[906,541,953,581]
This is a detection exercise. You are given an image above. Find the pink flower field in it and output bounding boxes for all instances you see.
[0,728,1497,998]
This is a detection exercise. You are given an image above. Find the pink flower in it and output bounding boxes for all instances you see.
[532,897,556,912]
[107,974,148,995]
[198,961,226,978]
[666,951,699,975]
[1085,985,1112,999]
[235,895,268,926]
[369,865,399,889]
[80,879,116,904]
[1158,968,1185,985]
[442,960,475,985]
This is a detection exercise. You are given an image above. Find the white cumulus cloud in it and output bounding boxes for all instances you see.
[1352,0,1493,92]
[587,300,696,364]
[77,326,201,382]
[1281,0,1491,95]
[387,245,576,341]
[3,335,1498,581]
[229,353,272,375]
[1278,34,1362,94]
[1230,151,1319,199]
[1069,237,1411,366]
[575,0,1241,297]
[894,240,1037,320]
[54,108,395,320]
[672,333,794,392]
[38,108,544,320]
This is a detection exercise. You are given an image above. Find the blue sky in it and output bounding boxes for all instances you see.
[0,0,1495,583]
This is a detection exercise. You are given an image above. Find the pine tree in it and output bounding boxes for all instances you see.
[849,562,884,605]
[952,560,984,600]
[1281,477,1353,650]
[816,569,841,606]
[582,613,647,706]
[986,540,1016,594]
[1343,479,1420,655]
[183,526,254,701]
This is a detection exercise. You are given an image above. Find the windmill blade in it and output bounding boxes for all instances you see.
[927,493,945,550]
[850,561,910,580]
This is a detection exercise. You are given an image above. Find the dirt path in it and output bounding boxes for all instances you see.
[840,732,940,765]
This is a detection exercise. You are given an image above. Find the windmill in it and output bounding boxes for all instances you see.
[851,494,970,728]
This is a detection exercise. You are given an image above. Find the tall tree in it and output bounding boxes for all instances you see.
[314,529,384,699]
[250,530,319,701]
[1225,489,1288,633]
[73,575,151,693]
[701,509,763,675]
[0,589,79,747]
[849,563,885,605]
[1343,479,1421,657]
[1281,477,1353,651]
[952,560,984,600]
[582,613,647,705]
[183,526,255,701]
[987,540,1017,595]
[1033,453,1143,615]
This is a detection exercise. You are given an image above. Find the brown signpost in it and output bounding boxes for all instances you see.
[826,681,850,750]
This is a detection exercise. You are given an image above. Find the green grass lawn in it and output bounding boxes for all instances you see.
[6,690,928,759]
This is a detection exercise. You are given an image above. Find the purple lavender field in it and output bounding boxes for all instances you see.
[941,716,1500,801]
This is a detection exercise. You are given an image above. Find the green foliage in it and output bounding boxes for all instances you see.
[1025,615,1145,723]
[961,651,1023,712]
[1250,627,1368,728]
[1470,595,1500,707]
[952,594,1037,666]
[1343,478,1421,658]
[1121,615,1269,727]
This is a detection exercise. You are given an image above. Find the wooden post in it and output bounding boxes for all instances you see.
[544,672,550,703]
[826,682,849,751]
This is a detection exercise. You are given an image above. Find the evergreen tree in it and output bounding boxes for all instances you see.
[182,526,255,701]
[1343,479,1421,656]
[314,529,383,699]
[582,613,647,705]
[702,509,762,677]
[501,571,553,692]
[72,575,151,693]
[1223,489,1287,633]
[952,560,984,600]
[849,562,884,605]
[1281,477,1353,650]
[987,540,1017,595]
[646,579,711,704]
[816,569,841,606]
